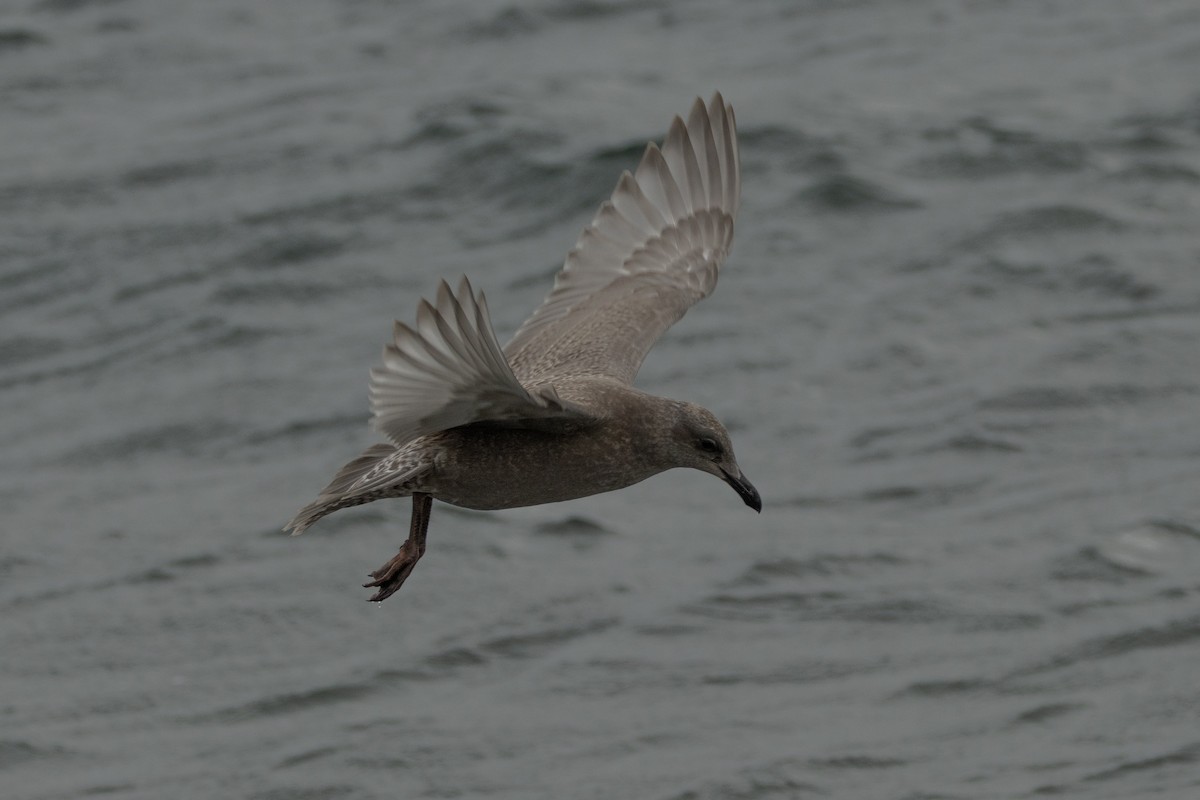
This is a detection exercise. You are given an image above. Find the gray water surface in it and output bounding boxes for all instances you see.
[4,1,1200,798]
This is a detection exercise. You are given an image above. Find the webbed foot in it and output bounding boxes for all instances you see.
[362,492,432,602]
[363,539,423,601]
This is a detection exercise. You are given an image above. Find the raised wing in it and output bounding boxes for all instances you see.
[505,93,740,384]
[369,277,592,447]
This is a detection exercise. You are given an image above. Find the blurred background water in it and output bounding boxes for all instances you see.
[3,0,1200,798]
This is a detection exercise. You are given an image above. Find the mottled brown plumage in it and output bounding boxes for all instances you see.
[285,94,759,601]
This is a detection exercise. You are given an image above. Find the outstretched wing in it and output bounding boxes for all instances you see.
[369,277,593,447]
[504,93,740,385]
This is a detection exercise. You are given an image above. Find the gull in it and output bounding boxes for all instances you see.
[285,93,760,601]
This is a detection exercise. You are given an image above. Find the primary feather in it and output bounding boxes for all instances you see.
[505,92,740,384]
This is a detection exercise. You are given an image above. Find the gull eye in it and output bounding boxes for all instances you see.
[698,437,721,455]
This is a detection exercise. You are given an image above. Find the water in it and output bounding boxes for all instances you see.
[3,0,1200,797]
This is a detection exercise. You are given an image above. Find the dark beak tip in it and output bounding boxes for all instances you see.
[722,468,762,513]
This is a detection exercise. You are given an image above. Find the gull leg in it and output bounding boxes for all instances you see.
[363,492,432,602]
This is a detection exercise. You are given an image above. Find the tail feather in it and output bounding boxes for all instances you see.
[316,443,397,497]
[284,443,411,535]
[284,492,378,536]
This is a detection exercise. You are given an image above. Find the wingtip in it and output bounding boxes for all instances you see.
[434,279,455,312]
[368,272,534,447]
[488,91,742,373]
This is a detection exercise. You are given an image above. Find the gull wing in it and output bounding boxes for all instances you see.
[368,277,593,447]
[504,93,740,385]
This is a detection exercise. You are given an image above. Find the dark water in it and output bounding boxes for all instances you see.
[4,0,1200,798]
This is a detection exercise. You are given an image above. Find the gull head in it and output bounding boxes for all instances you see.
[667,402,762,513]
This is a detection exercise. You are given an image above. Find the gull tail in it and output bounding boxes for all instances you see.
[284,443,406,535]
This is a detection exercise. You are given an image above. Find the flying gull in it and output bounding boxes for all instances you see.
[285,93,760,601]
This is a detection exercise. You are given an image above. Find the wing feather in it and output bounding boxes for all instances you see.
[368,277,592,447]
[505,93,740,384]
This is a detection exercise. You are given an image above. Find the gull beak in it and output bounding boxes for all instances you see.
[720,467,762,513]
